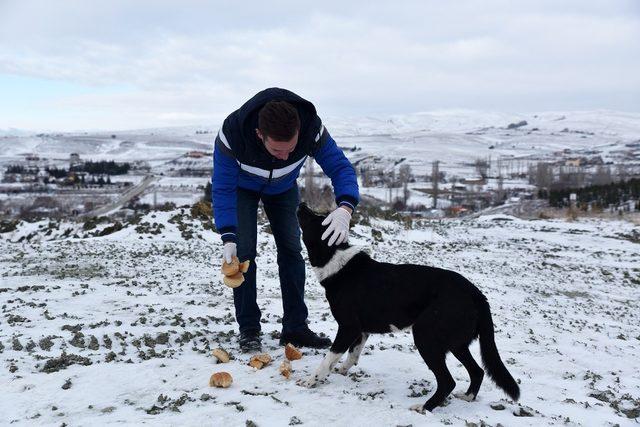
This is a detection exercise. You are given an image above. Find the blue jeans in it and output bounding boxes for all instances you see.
[234,184,308,334]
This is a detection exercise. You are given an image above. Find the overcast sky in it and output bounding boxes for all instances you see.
[1,0,639,131]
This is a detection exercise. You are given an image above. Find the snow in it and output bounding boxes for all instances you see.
[1,209,639,425]
[2,110,640,184]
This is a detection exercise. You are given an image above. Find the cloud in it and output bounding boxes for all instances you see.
[1,0,639,130]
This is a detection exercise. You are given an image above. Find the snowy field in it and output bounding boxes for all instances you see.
[1,209,639,426]
[2,110,640,181]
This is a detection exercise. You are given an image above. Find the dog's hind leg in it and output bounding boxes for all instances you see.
[411,312,456,413]
[451,346,484,401]
[336,333,369,375]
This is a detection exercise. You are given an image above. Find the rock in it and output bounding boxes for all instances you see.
[41,353,92,373]
[12,337,23,351]
[39,336,55,351]
[88,336,99,350]
[69,332,85,348]
[512,407,534,417]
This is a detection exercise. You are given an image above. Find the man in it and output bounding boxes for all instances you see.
[212,87,360,352]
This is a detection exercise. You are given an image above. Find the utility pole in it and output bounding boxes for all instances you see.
[432,160,439,209]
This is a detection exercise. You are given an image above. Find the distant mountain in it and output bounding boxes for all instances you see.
[0,128,33,137]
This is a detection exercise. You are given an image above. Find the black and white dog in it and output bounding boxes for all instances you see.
[296,203,520,412]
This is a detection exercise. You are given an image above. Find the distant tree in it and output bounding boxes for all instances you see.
[474,158,490,179]
[304,158,321,206]
[592,166,612,186]
[203,181,212,203]
[546,178,640,209]
[398,164,412,206]
[46,166,68,179]
[7,165,21,174]
[80,160,130,175]
[532,162,554,190]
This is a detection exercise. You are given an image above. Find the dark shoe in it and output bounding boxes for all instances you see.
[279,328,331,349]
[238,330,262,353]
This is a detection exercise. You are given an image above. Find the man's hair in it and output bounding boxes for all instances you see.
[258,101,300,141]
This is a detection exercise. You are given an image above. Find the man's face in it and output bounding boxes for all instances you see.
[256,129,298,160]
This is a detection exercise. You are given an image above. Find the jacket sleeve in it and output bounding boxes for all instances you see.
[212,124,240,243]
[311,122,360,211]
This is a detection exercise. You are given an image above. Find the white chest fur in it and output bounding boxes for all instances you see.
[312,246,364,282]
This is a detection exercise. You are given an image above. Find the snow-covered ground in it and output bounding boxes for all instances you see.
[2,110,639,181]
[1,209,639,426]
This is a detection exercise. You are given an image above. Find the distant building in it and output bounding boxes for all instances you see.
[586,156,604,166]
[25,153,40,161]
[565,158,586,167]
[69,153,83,169]
[461,177,486,192]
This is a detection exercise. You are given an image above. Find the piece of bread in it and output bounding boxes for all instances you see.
[211,348,230,363]
[248,353,272,369]
[221,256,240,276]
[209,371,233,388]
[284,343,302,361]
[239,260,250,273]
[279,360,292,379]
[249,358,264,369]
[223,271,244,288]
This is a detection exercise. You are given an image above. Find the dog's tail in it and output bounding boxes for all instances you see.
[477,298,520,401]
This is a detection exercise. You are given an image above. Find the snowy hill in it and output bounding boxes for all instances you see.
[1,209,639,425]
[2,110,639,175]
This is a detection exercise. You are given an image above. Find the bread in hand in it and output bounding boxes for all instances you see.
[223,271,244,288]
[221,256,240,276]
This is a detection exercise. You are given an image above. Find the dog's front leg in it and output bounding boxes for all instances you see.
[300,326,361,388]
[299,350,342,388]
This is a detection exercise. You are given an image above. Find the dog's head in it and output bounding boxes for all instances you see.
[297,202,347,267]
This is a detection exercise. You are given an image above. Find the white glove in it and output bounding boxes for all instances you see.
[321,207,352,246]
[223,242,237,263]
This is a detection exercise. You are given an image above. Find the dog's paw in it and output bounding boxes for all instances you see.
[453,392,476,402]
[409,403,426,414]
[335,365,350,375]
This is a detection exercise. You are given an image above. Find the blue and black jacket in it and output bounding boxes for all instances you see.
[212,87,360,243]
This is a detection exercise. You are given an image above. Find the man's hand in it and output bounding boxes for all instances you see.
[321,206,352,246]
[223,242,237,264]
